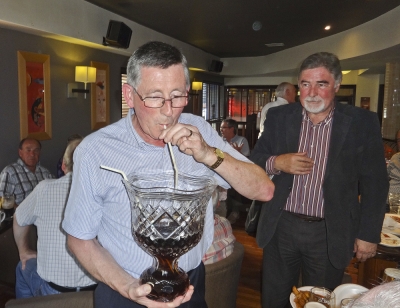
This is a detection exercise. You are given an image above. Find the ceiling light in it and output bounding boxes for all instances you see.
[265,43,285,47]
[342,70,351,74]
[252,21,262,31]
[325,25,331,30]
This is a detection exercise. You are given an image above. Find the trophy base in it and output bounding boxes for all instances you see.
[140,266,190,302]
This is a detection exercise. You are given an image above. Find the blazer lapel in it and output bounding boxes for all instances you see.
[285,107,302,153]
[325,105,352,178]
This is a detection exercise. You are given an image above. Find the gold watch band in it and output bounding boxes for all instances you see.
[210,148,224,170]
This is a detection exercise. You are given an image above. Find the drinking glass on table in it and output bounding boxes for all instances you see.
[341,298,355,308]
[305,302,326,308]
[310,287,336,308]
[1,193,15,219]
[382,268,400,283]
[386,215,396,230]
[388,193,400,214]
[0,210,5,226]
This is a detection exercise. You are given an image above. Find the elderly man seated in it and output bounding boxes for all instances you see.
[202,188,236,265]
[13,137,97,298]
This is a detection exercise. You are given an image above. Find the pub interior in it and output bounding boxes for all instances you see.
[1,1,400,307]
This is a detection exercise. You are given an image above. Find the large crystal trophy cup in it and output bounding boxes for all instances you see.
[123,171,216,302]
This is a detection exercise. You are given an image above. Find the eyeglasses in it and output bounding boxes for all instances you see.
[133,87,189,108]
[220,126,232,129]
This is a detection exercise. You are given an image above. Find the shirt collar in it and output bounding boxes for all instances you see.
[17,158,40,171]
[302,105,335,126]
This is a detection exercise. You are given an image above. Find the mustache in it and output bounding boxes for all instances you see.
[304,96,323,103]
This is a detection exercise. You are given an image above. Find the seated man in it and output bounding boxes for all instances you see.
[220,119,251,224]
[202,188,236,265]
[0,138,53,206]
[56,134,83,178]
[13,137,97,298]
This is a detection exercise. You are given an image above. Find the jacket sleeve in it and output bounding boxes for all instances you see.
[357,112,389,243]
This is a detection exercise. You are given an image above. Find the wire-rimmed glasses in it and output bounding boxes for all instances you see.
[133,87,189,108]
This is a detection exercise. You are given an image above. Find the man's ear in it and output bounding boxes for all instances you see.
[61,160,67,174]
[122,84,135,108]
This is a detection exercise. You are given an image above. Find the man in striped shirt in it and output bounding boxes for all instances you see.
[0,138,53,206]
[251,52,388,307]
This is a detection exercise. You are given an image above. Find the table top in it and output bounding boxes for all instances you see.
[377,244,400,263]
[0,218,13,235]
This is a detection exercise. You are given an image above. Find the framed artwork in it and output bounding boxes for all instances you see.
[361,97,370,110]
[17,51,52,140]
[91,61,110,130]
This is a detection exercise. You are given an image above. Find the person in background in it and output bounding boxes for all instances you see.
[202,188,235,265]
[214,186,228,218]
[220,118,250,156]
[250,52,388,307]
[388,152,400,196]
[13,137,97,298]
[397,129,400,152]
[258,82,296,138]
[56,134,83,178]
[0,138,53,206]
[220,118,251,224]
[62,41,274,308]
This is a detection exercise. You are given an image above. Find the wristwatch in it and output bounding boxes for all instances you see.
[210,148,224,169]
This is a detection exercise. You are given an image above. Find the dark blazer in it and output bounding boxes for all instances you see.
[250,102,389,268]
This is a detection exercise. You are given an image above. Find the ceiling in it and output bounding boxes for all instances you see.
[85,0,400,59]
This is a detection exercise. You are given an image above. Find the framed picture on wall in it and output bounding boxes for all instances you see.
[361,97,370,110]
[17,51,52,140]
[91,61,110,130]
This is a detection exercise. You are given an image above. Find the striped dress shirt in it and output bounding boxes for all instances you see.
[267,108,334,218]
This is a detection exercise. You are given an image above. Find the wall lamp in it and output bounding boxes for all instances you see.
[67,66,97,99]
[191,81,203,93]
[191,81,203,116]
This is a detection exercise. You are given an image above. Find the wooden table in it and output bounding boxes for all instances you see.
[357,245,400,288]
[0,218,13,235]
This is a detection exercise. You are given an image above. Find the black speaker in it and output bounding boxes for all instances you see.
[208,60,223,73]
[103,20,132,49]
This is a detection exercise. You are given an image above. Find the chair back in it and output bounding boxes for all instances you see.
[205,241,245,308]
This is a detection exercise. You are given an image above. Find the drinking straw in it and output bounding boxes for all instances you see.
[164,125,178,188]
[100,165,128,181]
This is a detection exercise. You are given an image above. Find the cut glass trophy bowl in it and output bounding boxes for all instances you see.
[123,171,216,302]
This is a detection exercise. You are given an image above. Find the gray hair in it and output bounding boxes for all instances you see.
[19,138,41,150]
[275,82,294,98]
[222,118,238,135]
[351,281,400,308]
[126,41,190,89]
[62,137,83,173]
[298,52,342,87]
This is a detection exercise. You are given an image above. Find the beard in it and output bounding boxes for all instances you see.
[303,96,327,114]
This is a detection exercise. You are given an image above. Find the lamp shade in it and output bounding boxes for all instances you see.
[75,66,96,83]
[192,81,203,91]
